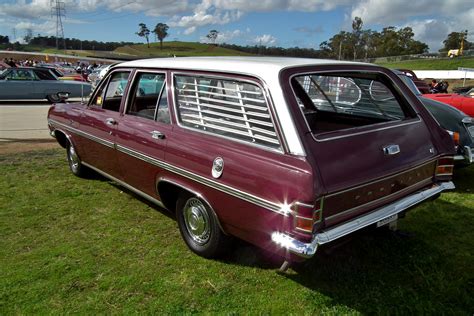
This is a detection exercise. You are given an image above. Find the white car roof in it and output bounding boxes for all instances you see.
[118,56,370,80]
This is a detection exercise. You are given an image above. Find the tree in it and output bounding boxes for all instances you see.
[441,31,471,52]
[24,29,33,44]
[206,30,219,45]
[351,17,363,60]
[152,23,169,50]
[0,35,9,44]
[136,23,150,48]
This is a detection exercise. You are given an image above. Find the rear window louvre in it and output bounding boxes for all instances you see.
[175,75,281,149]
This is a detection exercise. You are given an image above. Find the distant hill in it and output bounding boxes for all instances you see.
[113,41,252,58]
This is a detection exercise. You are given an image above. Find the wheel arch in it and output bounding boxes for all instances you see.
[52,128,73,149]
[156,178,227,235]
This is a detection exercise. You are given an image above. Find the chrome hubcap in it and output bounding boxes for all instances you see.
[68,145,80,172]
[183,198,210,245]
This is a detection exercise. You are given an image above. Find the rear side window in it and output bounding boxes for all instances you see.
[174,74,280,150]
[126,72,170,123]
[292,73,415,135]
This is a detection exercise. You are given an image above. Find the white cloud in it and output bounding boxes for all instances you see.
[168,7,242,34]
[199,29,249,43]
[253,34,277,46]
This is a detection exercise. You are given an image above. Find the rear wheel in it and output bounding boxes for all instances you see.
[66,143,87,177]
[176,194,229,258]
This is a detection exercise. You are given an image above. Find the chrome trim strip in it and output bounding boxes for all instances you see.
[325,159,436,198]
[49,118,287,216]
[325,177,433,221]
[272,181,455,258]
[82,161,165,209]
[115,144,287,216]
[49,119,115,149]
[156,177,227,234]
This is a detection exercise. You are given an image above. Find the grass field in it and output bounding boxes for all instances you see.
[1,148,473,314]
[113,41,252,58]
[376,56,474,70]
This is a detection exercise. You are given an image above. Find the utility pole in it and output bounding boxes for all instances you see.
[51,0,66,50]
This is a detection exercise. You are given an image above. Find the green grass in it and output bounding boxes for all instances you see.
[375,56,474,70]
[1,148,473,314]
[113,41,252,57]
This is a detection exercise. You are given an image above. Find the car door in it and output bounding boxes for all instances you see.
[115,70,173,198]
[76,70,131,179]
[0,69,35,99]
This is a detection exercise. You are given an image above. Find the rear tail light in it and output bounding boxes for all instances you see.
[447,130,460,147]
[292,199,323,234]
[436,157,454,177]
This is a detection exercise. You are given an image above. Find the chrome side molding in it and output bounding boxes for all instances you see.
[272,181,455,258]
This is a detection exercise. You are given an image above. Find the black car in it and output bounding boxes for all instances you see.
[394,70,474,165]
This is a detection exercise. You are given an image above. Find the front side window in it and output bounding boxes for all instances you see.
[292,73,415,135]
[91,71,130,112]
[174,74,280,149]
[126,72,169,123]
[5,69,36,81]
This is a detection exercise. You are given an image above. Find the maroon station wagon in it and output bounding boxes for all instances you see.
[47,57,456,268]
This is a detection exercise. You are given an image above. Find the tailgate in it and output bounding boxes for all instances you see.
[291,70,445,227]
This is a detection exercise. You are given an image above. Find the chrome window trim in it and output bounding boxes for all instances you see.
[88,68,133,109]
[122,69,168,122]
[81,161,165,209]
[288,70,424,142]
[171,71,285,154]
[49,118,288,216]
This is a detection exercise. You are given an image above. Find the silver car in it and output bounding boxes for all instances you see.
[0,67,92,103]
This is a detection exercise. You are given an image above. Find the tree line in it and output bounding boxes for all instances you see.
[0,16,471,59]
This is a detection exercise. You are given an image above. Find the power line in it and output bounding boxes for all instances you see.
[51,0,66,50]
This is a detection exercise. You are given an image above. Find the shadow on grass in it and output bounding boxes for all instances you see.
[285,199,473,313]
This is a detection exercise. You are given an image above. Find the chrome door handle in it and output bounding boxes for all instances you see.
[105,118,117,126]
[383,144,400,155]
[150,130,165,140]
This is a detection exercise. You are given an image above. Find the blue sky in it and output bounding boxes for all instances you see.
[0,0,473,52]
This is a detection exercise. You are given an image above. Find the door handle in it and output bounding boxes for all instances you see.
[150,130,165,140]
[105,118,117,126]
[383,144,400,155]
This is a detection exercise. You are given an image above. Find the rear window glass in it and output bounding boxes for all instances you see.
[292,73,414,135]
[174,74,281,150]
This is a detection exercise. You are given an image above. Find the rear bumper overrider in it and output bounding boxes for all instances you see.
[272,181,455,258]
[454,146,473,164]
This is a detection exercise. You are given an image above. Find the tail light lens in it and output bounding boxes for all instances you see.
[447,130,460,147]
[436,157,454,178]
[292,199,323,234]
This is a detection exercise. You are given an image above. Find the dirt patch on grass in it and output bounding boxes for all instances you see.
[0,139,60,155]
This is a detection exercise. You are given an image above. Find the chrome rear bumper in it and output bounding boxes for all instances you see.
[454,146,473,164]
[272,181,455,258]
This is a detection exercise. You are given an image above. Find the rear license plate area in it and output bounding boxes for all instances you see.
[376,214,398,227]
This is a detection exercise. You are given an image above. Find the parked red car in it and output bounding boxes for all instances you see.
[47,57,455,268]
[423,90,474,117]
